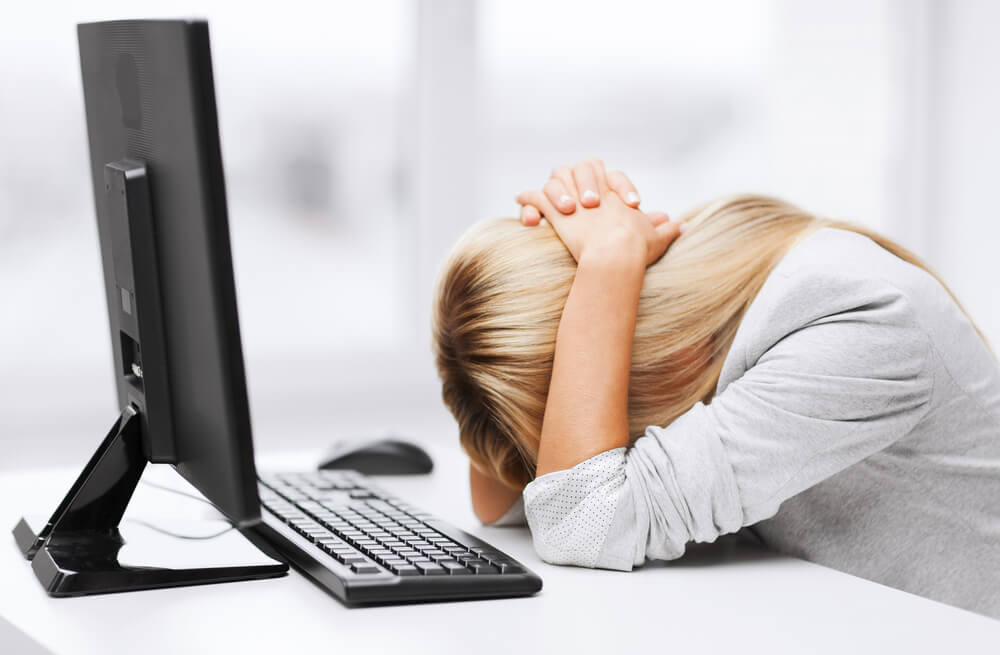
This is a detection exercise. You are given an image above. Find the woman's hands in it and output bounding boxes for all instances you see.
[515,158,685,268]
[517,158,643,224]
[513,161,685,476]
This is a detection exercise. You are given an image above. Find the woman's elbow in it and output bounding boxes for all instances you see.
[530,529,636,571]
[530,531,598,568]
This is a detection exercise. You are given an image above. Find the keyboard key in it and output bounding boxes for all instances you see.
[467,562,500,575]
[440,561,472,575]
[395,550,421,559]
[332,549,358,559]
[351,563,381,574]
[319,543,342,556]
[390,564,420,576]
[342,555,368,565]
[315,479,358,491]
[365,500,398,513]
[414,562,446,576]
[495,563,526,574]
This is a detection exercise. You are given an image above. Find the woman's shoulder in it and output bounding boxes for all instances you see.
[719,227,929,386]
[760,226,923,318]
[778,226,902,276]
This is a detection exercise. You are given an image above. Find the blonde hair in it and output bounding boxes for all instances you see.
[432,194,986,490]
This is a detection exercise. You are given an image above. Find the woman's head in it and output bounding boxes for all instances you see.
[432,193,970,490]
[433,194,823,489]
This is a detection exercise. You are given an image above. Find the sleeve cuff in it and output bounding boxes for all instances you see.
[523,448,631,569]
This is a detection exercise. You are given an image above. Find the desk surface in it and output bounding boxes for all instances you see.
[1,443,997,654]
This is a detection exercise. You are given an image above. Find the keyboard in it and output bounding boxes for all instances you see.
[255,470,543,604]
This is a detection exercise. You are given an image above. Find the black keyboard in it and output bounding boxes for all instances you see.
[255,470,542,604]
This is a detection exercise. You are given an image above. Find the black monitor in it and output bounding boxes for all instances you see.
[12,19,288,595]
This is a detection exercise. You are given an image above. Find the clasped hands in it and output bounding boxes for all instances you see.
[515,158,685,267]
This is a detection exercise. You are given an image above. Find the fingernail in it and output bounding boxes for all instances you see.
[559,194,573,208]
[582,189,599,204]
[678,221,688,233]
[626,191,640,205]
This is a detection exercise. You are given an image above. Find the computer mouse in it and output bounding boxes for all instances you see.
[318,436,434,475]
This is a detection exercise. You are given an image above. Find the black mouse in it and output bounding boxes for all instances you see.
[318,436,434,475]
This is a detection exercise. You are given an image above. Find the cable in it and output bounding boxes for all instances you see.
[139,478,217,507]
[132,478,233,539]
[125,518,235,540]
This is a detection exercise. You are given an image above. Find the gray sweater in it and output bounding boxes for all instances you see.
[507,227,1000,618]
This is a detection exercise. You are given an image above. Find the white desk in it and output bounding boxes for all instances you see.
[1,442,997,654]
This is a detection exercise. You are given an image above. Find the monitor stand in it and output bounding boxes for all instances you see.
[11,406,287,596]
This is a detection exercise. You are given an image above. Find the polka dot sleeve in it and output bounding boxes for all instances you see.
[522,448,630,570]
[521,405,746,571]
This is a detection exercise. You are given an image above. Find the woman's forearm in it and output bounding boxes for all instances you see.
[535,237,646,477]
[469,462,522,524]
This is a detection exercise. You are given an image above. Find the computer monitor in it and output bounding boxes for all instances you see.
[12,19,288,595]
[80,18,262,524]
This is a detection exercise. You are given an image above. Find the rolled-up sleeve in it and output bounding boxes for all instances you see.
[523,285,934,570]
[522,449,630,568]
[523,407,744,571]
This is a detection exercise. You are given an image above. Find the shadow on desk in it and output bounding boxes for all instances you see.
[641,530,777,570]
[0,614,52,655]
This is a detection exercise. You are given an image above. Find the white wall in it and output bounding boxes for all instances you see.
[927,0,1000,348]
[1,0,998,470]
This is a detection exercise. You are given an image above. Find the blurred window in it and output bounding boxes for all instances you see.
[3,1,996,462]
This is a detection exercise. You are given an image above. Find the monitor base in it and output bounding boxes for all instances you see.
[31,521,287,597]
[12,406,287,596]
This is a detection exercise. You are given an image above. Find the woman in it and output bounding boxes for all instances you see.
[432,158,1000,618]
